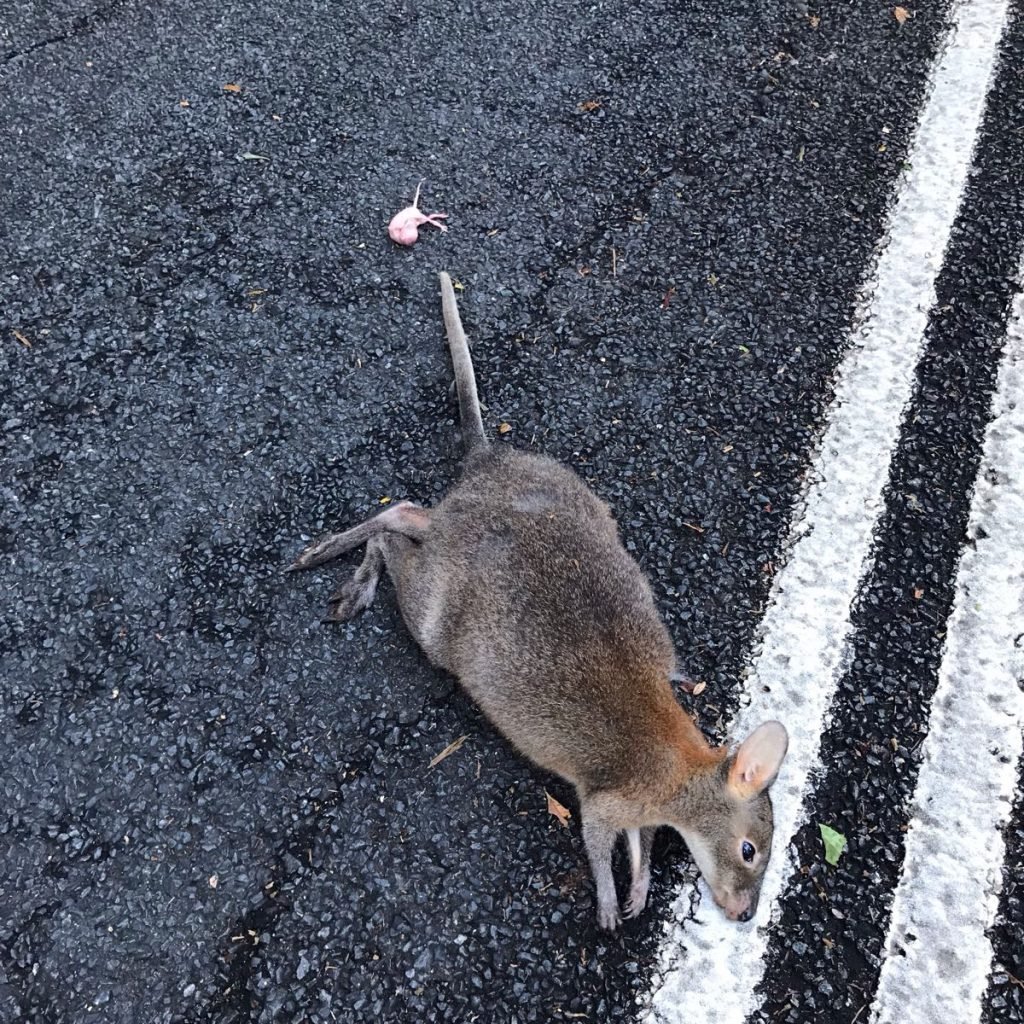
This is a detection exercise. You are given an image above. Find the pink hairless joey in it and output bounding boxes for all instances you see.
[388,180,448,246]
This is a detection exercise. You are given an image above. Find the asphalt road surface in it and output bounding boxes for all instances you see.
[2,1,1023,1023]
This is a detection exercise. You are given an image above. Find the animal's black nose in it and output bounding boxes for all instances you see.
[738,908,752,922]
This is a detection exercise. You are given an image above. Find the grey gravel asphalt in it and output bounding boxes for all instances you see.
[4,1,1021,1023]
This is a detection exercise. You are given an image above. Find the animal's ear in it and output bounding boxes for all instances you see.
[727,721,789,800]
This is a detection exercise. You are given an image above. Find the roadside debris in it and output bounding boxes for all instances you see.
[819,823,847,866]
[428,735,468,769]
[546,791,572,827]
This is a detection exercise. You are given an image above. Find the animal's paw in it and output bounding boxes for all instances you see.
[288,531,351,572]
[596,901,622,932]
[287,538,332,572]
[624,880,649,919]
[324,577,377,622]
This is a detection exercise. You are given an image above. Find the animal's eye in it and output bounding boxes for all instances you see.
[741,841,756,863]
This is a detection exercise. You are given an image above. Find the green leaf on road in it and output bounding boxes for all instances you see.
[819,823,847,866]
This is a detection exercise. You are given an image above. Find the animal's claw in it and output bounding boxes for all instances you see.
[596,903,622,931]
[624,892,648,919]
[324,577,377,622]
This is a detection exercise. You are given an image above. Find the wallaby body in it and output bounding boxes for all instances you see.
[291,272,788,930]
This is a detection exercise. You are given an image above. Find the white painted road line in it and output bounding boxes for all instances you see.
[869,271,1024,1024]
[646,2,1012,1022]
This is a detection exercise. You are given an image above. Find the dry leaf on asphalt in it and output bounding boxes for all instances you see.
[428,735,468,769]
[546,791,572,827]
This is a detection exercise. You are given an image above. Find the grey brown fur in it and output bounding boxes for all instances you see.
[292,271,789,929]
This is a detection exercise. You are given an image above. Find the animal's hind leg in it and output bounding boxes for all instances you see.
[373,533,442,657]
[324,537,386,622]
[289,501,430,572]
[377,533,422,608]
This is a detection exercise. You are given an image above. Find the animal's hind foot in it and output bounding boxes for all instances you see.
[324,574,379,623]
[322,540,384,622]
[288,501,430,573]
[289,530,361,573]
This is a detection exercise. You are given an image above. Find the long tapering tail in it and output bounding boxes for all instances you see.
[439,271,487,452]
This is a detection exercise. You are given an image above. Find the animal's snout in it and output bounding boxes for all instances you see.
[716,889,755,923]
